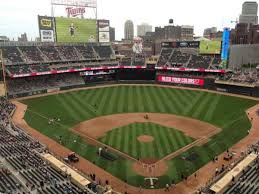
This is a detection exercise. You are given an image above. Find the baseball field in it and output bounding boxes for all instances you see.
[21,85,257,188]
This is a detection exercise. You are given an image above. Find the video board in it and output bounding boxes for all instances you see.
[55,17,97,43]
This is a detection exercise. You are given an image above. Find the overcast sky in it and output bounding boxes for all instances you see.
[0,0,256,40]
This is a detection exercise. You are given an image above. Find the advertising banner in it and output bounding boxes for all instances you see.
[40,30,55,42]
[38,16,55,42]
[157,75,204,86]
[162,41,200,48]
[221,28,230,61]
[98,32,110,43]
[98,19,110,42]
[98,20,110,31]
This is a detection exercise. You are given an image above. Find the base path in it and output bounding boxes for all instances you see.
[72,113,221,139]
[11,85,259,194]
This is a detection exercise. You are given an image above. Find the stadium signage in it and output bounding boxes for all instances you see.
[66,7,86,17]
[9,66,225,78]
[40,19,52,28]
[157,75,205,86]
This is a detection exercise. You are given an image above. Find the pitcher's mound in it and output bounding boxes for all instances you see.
[137,135,154,143]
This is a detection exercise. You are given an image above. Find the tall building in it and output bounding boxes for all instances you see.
[109,27,115,42]
[203,27,217,38]
[181,25,194,40]
[18,33,28,42]
[164,25,181,40]
[231,23,259,44]
[203,27,222,40]
[154,27,165,39]
[124,20,134,40]
[0,36,9,42]
[239,1,258,24]
[137,23,152,36]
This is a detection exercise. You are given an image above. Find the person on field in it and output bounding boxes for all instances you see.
[165,183,170,191]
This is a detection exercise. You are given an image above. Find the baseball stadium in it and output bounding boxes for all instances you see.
[1,0,259,194]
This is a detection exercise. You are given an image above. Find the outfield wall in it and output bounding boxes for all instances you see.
[7,69,259,99]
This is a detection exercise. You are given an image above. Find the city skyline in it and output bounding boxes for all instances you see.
[0,0,257,41]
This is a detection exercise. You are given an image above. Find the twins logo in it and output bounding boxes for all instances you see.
[144,177,159,189]
[66,7,86,17]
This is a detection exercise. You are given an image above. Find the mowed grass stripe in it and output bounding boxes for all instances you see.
[156,87,175,113]
[123,86,129,112]
[169,89,188,113]
[157,126,172,155]
[108,127,117,146]
[144,123,155,158]
[61,92,88,121]
[123,123,130,154]
[132,86,140,111]
[162,127,178,152]
[149,86,167,113]
[192,92,213,119]
[88,88,105,110]
[85,88,104,113]
[176,89,190,107]
[129,124,137,158]
[170,128,191,151]
[71,91,97,118]
[163,88,183,114]
[128,86,134,112]
[55,94,80,122]
[111,86,120,113]
[114,127,123,150]
[167,128,184,150]
[183,92,206,116]
[182,89,197,100]
[103,87,117,115]
[172,130,190,149]
[117,86,126,113]
[134,86,144,112]
[97,87,111,114]
[141,87,155,112]
[203,94,221,122]
[150,124,167,158]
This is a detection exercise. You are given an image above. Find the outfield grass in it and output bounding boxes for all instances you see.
[22,85,258,188]
[99,122,194,159]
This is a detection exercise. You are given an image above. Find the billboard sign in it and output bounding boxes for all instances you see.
[38,16,55,42]
[55,17,96,43]
[162,41,200,48]
[98,19,110,42]
[66,7,86,17]
[40,30,55,42]
[157,75,205,86]
[98,32,110,43]
[221,28,230,61]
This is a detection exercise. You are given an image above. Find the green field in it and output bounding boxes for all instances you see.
[55,17,96,43]
[199,40,222,54]
[99,122,194,159]
[22,85,257,188]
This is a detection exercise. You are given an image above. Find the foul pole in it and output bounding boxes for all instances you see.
[0,49,7,98]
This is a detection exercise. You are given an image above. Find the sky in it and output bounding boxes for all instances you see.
[0,0,256,40]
